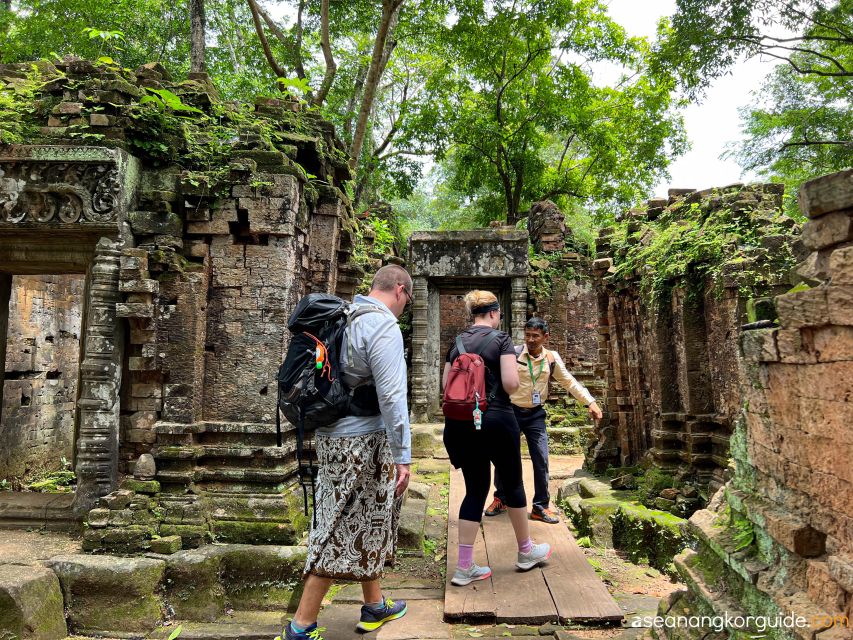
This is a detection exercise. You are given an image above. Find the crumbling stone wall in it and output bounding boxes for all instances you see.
[589,185,798,510]
[0,275,83,484]
[0,58,363,542]
[526,200,599,371]
[658,170,853,640]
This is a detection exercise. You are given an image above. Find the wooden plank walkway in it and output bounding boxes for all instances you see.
[443,462,623,624]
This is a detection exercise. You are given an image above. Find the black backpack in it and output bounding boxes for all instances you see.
[276,293,383,517]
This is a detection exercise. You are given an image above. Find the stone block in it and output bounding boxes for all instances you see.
[128,210,182,236]
[828,245,853,285]
[776,328,817,364]
[164,546,226,621]
[108,508,134,527]
[44,554,164,634]
[119,279,160,294]
[150,535,182,555]
[813,325,853,362]
[210,520,298,545]
[89,113,111,126]
[132,383,162,399]
[827,285,853,325]
[100,489,133,510]
[807,560,846,613]
[116,302,155,318]
[81,526,153,554]
[87,508,110,528]
[0,564,67,640]
[776,287,830,329]
[121,478,161,494]
[799,169,853,218]
[52,101,82,115]
[221,545,307,611]
[159,524,208,548]
[739,328,779,362]
[802,210,853,250]
[827,554,853,592]
[761,509,826,558]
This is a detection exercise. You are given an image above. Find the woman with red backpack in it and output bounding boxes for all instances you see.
[442,290,552,586]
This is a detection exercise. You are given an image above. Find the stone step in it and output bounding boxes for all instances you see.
[148,619,283,640]
[397,494,428,556]
[0,492,77,531]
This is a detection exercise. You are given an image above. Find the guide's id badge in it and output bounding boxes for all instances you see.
[532,390,542,406]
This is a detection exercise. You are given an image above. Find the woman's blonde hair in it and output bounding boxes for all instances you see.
[464,290,499,317]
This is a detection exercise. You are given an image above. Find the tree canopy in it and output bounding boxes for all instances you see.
[659,0,852,210]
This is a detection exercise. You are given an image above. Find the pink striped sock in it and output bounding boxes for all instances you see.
[519,537,533,554]
[458,543,474,569]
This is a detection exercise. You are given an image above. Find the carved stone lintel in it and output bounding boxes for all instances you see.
[0,162,120,225]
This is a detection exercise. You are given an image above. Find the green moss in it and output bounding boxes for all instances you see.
[612,503,687,576]
[636,468,675,507]
[607,192,797,302]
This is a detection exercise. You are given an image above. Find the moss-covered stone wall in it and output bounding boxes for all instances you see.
[0,58,364,541]
[588,185,800,515]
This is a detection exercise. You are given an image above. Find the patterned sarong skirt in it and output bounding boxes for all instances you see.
[303,430,401,581]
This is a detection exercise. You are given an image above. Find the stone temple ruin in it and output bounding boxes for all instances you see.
[0,58,850,640]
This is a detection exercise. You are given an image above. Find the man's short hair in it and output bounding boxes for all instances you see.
[525,317,549,334]
[370,264,412,293]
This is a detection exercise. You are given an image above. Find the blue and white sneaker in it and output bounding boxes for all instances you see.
[282,621,325,640]
[450,563,492,586]
[356,596,408,632]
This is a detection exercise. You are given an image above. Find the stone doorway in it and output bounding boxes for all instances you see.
[0,145,136,525]
[0,275,85,491]
[409,229,529,422]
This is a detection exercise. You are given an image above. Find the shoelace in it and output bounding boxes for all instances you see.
[384,597,396,610]
[307,626,326,640]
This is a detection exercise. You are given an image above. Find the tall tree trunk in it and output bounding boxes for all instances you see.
[312,0,336,107]
[189,0,206,73]
[247,0,287,81]
[349,0,404,170]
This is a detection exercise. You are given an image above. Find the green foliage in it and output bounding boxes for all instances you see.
[528,248,579,300]
[0,64,42,144]
[0,479,10,491]
[27,457,76,493]
[608,196,797,301]
[657,0,852,213]
[409,0,686,223]
[727,508,756,552]
[636,468,674,507]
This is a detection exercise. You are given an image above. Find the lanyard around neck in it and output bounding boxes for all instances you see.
[527,353,545,385]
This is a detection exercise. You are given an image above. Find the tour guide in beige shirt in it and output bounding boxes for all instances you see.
[486,317,603,523]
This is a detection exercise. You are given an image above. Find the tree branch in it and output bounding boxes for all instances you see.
[246,0,287,82]
[350,0,406,169]
[312,0,336,107]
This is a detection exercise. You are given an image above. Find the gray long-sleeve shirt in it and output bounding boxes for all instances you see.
[314,294,412,464]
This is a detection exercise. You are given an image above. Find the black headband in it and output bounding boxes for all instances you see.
[471,302,500,316]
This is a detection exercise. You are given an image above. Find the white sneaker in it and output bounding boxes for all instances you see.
[450,563,492,586]
[516,542,552,570]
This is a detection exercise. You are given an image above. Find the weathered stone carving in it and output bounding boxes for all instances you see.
[0,163,119,224]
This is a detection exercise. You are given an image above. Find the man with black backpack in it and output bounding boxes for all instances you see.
[285,265,413,640]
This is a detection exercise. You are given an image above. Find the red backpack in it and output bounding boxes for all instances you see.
[442,331,500,420]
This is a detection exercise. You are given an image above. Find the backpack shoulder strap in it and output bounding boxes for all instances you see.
[473,330,500,356]
[455,335,467,357]
[345,304,386,368]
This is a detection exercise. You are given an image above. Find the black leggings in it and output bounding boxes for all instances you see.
[443,408,527,522]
